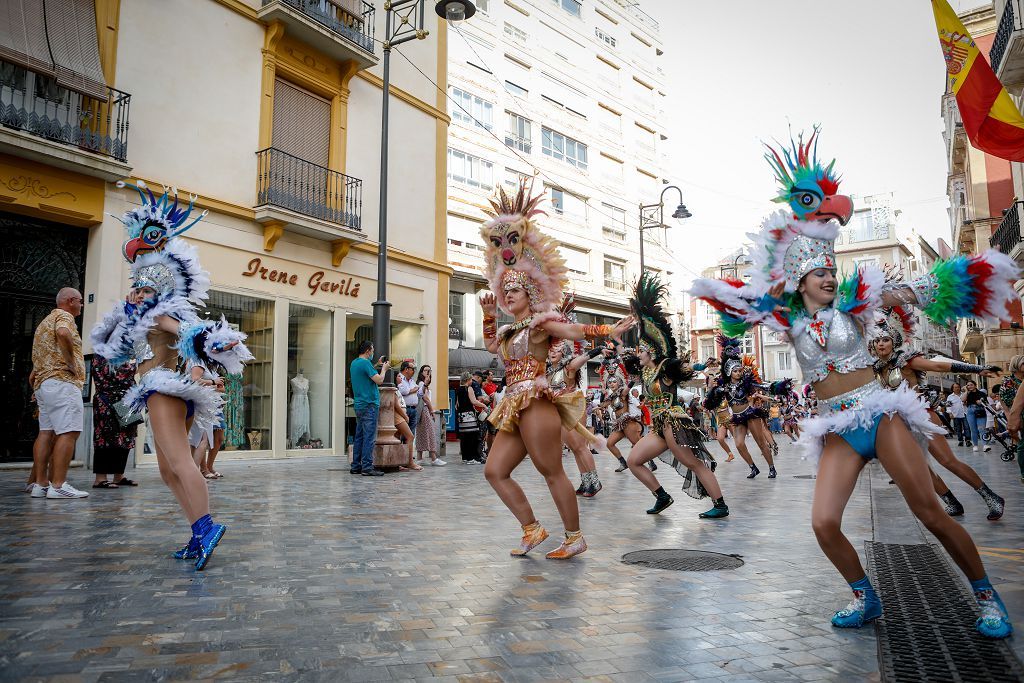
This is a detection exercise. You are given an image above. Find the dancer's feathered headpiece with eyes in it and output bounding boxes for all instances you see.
[481,178,567,314]
[112,179,210,305]
[630,272,677,362]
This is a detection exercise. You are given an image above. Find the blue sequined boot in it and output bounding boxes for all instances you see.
[831,576,882,628]
[172,536,200,560]
[190,514,227,571]
[972,577,1014,639]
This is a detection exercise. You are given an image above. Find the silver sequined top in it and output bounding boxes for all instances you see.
[791,310,874,383]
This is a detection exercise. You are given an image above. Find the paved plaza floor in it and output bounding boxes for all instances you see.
[1,436,1021,682]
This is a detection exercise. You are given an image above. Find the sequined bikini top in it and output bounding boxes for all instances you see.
[791,310,874,384]
[499,323,549,386]
[642,361,679,414]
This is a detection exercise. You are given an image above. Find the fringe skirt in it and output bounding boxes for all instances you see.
[651,407,717,500]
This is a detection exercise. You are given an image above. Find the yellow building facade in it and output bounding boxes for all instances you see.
[0,0,451,463]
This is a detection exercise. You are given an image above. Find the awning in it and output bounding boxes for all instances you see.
[0,0,56,77]
[0,0,108,101]
[448,346,500,378]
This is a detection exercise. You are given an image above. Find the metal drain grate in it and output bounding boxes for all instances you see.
[621,549,743,571]
[793,474,817,479]
[866,542,1024,683]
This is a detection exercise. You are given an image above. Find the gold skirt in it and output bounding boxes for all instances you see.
[489,382,592,441]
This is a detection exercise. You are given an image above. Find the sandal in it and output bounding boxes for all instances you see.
[203,472,218,480]
[92,481,119,488]
[212,471,223,479]
[113,478,138,486]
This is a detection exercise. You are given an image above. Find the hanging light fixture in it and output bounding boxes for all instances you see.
[435,0,476,21]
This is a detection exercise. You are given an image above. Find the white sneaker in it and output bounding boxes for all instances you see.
[46,482,89,499]
[973,446,979,452]
[432,459,447,466]
[984,445,992,452]
[29,483,48,498]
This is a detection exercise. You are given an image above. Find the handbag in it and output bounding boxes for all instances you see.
[113,398,144,428]
[457,410,479,432]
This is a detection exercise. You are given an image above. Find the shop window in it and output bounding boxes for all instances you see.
[449,291,465,341]
[288,304,333,449]
[201,292,274,451]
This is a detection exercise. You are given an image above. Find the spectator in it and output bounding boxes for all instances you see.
[397,360,420,433]
[963,379,992,453]
[947,382,967,446]
[349,341,390,476]
[414,365,445,466]
[482,370,498,397]
[455,372,486,463]
[768,400,783,433]
[29,287,88,499]
[91,356,139,489]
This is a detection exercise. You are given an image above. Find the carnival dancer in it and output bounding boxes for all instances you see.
[91,181,252,570]
[622,273,729,518]
[691,128,1014,638]
[709,387,737,462]
[869,307,1005,520]
[782,396,801,442]
[546,309,606,497]
[478,180,633,559]
[704,336,790,479]
[603,374,644,472]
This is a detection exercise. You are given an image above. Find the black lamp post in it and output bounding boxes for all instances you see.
[638,184,690,277]
[373,0,476,384]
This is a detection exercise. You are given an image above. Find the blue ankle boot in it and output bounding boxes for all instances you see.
[172,536,200,560]
[972,577,1014,639]
[831,577,882,628]
[195,523,226,570]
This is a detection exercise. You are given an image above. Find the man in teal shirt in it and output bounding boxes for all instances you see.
[350,340,389,476]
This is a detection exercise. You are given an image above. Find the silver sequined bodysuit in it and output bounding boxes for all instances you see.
[791,310,874,383]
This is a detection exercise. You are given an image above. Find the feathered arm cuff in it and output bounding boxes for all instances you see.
[703,385,726,410]
[689,278,790,336]
[886,250,1019,326]
[179,317,254,375]
[768,379,793,397]
[835,267,885,328]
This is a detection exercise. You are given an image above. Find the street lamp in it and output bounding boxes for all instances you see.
[373,0,476,384]
[719,251,747,280]
[638,184,690,277]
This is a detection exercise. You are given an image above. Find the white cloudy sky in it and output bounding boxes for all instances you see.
[645,0,990,286]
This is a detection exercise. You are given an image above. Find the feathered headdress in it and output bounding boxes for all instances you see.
[481,178,567,314]
[870,306,916,350]
[764,127,841,211]
[630,272,677,361]
[747,210,839,293]
[718,334,743,377]
[113,179,210,304]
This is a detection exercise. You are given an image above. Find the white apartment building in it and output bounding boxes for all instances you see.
[444,0,678,377]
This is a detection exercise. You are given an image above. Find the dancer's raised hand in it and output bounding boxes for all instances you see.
[479,291,497,315]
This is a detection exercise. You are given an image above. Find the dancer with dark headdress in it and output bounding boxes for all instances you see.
[869,307,1005,520]
[622,273,729,518]
[91,181,252,569]
[479,179,633,559]
[704,335,792,479]
[692,127,1014,638]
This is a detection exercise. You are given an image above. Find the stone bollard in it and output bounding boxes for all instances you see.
[374,386,406,467]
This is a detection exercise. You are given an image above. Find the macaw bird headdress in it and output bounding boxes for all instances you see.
[764,127,853,227]
[718,333,743,377]
[869,306,916,352]
[113,180,210,304]
[480,178,567,314]
[629,272,677,361]
[747,129,854,293]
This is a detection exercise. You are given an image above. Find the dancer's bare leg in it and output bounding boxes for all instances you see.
[564,428,596,474]
[206,429,224,475]
[716,424,734,460]
[811,434,868,582]
[520,401,579,531]
[148,394,210,523]
[660,424,723,500]
[750,419,776,466]
[483,431,532,525]
[626,432,666,492]
[733,424,755,466]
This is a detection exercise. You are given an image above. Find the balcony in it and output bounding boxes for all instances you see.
[942,95,966,172]
[258,0,377,69]
[0,77,131,180]
[957,318,984,354]
[991,200,1024,268]
[991,0,1024,86]
[604,278,626,292]
[504,132,531,154]
[254,148,364,259]
[614,0,659,32]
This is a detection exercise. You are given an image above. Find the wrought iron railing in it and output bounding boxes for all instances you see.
[990,201,1024,255]
[0,78,130,162]
[269,0,376,53]
[504,131,531,153]
[604,278,625,291]
[990,0,1022,73]
[256,148,362,230]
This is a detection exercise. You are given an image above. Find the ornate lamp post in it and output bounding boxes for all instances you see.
[372,0,476,467]
[638,184,690,277]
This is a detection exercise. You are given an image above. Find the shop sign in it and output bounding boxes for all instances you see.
[448,324,462,340]
[242,257,361,299]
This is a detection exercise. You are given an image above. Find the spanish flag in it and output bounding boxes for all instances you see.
[933,0,1024,161]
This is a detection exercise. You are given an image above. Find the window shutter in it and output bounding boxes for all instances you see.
[0,0,56,78]
[43,0,108,100]
[272,79,331,167]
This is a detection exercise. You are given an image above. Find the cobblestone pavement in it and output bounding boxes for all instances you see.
[0,435,1020,682]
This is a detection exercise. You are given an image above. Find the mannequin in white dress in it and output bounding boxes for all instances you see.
[289,370,311,446]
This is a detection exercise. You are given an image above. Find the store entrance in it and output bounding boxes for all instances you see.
[0,214,88,462]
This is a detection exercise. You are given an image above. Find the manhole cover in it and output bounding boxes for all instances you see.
[621,549,743,571]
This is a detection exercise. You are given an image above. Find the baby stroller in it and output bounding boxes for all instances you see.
[980,402,1017,462]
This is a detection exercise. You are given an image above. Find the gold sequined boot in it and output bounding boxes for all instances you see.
[545,530,587,559]
[510,521,549,556]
